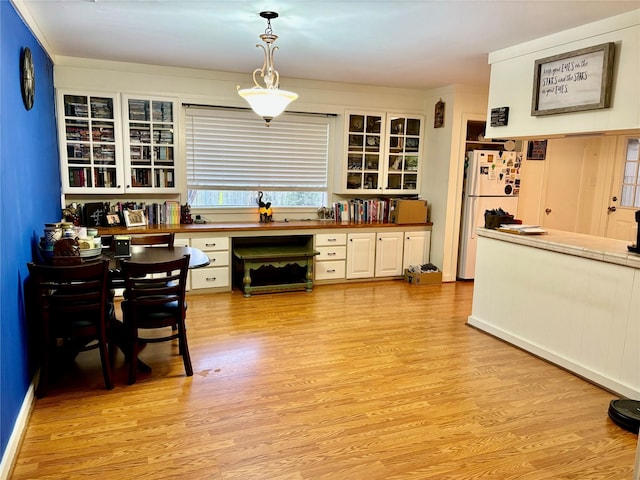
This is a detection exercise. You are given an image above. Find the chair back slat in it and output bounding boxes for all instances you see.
[129,233,175,247]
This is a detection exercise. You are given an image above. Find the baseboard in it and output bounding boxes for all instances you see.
[0,378,36,480]
[467,315,640,400]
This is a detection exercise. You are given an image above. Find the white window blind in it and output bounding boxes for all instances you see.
[185,107,329,191]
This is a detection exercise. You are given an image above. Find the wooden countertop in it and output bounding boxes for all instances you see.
[98,220,432,236]
[477,227,640,269]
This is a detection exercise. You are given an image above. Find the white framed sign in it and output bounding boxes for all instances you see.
[531,42,615,116]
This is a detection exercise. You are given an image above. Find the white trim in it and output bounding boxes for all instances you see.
[9,0,55,59]
[633,434,640,480]
[467,315,639,400]
[0,379,36,480]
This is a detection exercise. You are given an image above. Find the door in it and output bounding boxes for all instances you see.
[605,136,640,242]
[346,233,375,279]
[540,137,602,232]
[403,231,430,270]
[470,151,516,196]
[374,232,403,277]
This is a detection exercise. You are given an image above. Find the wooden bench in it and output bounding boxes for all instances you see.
[233,244,319,297]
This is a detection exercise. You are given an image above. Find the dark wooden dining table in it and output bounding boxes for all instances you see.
[107,245,210,272]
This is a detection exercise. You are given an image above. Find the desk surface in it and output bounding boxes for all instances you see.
[233,245,319,260]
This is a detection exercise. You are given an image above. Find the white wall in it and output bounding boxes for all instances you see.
[54,57,431,218]
[485,10,640,139]
[55,58,493,281]
[423,85,490,281]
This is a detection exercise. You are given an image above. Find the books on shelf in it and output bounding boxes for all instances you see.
[332,198,397,224]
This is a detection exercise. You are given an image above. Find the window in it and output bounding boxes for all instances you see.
[621,138,640,208]
[185,107,331,207]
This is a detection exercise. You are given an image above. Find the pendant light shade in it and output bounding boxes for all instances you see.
[237,11,298,126]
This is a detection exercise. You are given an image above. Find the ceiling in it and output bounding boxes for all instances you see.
[15,0,640,90]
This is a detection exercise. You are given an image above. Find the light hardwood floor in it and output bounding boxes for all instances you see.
[11,281,638,479]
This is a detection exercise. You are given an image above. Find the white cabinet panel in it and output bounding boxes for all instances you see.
[315,260,347,280]
[188,235,230,291]
[316,246,347,261]
[346,232,376,279]
[191,267,230,289]
[375,232,403,277]
[316,233,347,246]
[403,231,431,270]
[191,237,230,251]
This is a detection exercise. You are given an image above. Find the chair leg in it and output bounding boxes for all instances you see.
[178,323,193,377]
[35,344,52,399]
[98,337,114,390]
[128,337,139,385]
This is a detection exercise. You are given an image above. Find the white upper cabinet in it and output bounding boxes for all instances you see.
[343,111,424,194]
[57,91,125,194]
[57,91,179,194]
[122,95,178,193]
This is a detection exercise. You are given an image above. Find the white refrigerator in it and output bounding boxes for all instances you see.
[458,150,521,280]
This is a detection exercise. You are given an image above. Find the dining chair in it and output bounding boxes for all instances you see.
[27,259,114,398]
[130,232,175,247]
[119,254,192,384]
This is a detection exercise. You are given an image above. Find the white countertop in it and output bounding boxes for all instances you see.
[477,228,640,269]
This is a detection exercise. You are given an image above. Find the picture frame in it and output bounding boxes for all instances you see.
[434,99,445,128]
[531,42,615,116]
[106,213,121,226]
[527,140,548,160]
[123,209,146,227]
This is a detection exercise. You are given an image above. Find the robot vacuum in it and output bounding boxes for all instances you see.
[608,399,640,433]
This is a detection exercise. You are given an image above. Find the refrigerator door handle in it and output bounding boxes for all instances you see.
[469,157,479,196]
[468,196,478,240]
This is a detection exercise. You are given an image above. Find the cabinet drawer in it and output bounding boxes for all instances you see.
[315,260,346,280]
[191,266,230,289]
[206,250,229,267]
[316,245,346,261]
[316,233,347,246]
[191,237,230,251]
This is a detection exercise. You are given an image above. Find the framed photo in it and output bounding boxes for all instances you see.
[434,99,445,128]
[527,140,548,160]
[531,42,615,116]
[106,213,121,226]
[124,209,146,227]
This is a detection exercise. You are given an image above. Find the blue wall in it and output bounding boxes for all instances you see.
[1,0,60,461]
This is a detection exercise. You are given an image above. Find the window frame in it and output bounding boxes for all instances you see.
[184,106,335,209]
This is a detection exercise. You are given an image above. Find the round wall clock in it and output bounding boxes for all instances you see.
[20,47,35,110]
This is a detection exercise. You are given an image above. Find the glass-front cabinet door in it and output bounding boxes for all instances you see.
[122,95,178,193]
[343,112,423,194]
[345,113,384,191]
[58,91,124,194]
[385,115,423,193]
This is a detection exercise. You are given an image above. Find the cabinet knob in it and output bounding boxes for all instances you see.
[327,238,337,242]
[328,252,336,256]
[206,277,217,282]
[327,269,336,273]
[205,243,216,247]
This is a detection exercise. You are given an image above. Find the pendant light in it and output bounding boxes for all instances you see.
[237,11,298,126]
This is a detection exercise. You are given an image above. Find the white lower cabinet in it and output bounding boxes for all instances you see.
[375,232,404,277]
[402,230,431,270]
[189,236,231,290]
[346,232,376,279]
[315,233,347,280]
